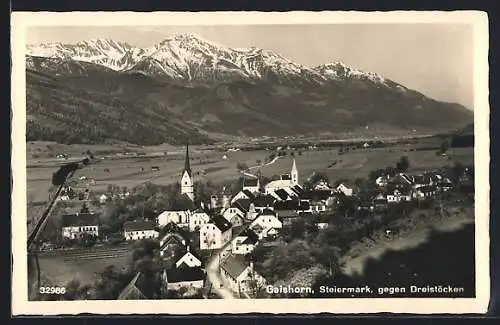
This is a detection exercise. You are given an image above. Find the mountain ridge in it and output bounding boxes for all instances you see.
[25,33,473,145]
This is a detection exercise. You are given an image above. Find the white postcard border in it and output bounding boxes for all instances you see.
[11,10,490,315]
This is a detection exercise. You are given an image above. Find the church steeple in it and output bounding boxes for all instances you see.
[184,143,192,176]
[181,143,194,201]
[291,158,299,186]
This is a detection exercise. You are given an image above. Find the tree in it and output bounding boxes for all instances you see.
[236,162,249,172]
[438,138,451,155]
[62,279,92,300]
[396,156,410,173]
[368,169,386,181]
[384,166,397,177]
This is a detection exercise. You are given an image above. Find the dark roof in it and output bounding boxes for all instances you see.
[300,190,332,201]
[237,228,260,245]
[413,175,432,185]
[170,194,196,210]
[123,220,157,232]
[243,178,259,187]
[280,174,291,180]
[183,143,192,177]
[292,185,305,195]
[232,199,251,213]
[117,272,156,300]
[61,213,99,227]
[274,189,290,201]
[158,222,190,241]
[260,208,276,216]
[220,255,249,279]
[165,267,205,283]
[298,201,311,210]
[242,190,256,200]
[253,194,276,207]
[418,185,436,193]
[210,214,232,232]
[274,200,299,210]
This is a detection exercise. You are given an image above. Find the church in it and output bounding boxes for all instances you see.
[264,159,300,194]
[180,144,194,201]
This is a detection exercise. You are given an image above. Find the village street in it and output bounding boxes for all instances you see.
[206,245,236,299]
[241,155,281,178]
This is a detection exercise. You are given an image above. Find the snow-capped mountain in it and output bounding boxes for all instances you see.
[26,33,388,87]
[27,38,140,71]
[313,62,387,84]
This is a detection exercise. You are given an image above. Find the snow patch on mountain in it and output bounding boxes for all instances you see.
[26,33,391,87]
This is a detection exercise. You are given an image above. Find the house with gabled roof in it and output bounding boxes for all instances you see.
[123,220,159,241]
[222,201,247,228]
[117,272,159,300]
[162,266,205,293]
[199,214,232,250]
[250,209,282,239]
[220,255,266,295]
[159,222,190,259]
[61,213,100,240]
[175,245,202,268]
[252,194,276,212]
[270,188,292,201]
[232,228,260,255]
[188,209,210,232]
[231,189,257,205]
[157,209,191,228]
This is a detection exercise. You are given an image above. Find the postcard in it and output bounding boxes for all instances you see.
[11,10,490,315]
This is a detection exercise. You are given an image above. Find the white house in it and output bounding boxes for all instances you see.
[189,210,210,232]
[336,183,354,196]
[375,176,389,187]
[387,189,412,203]
[123,220,159,241]
[157,210,191,228]
[61,213,100,240]
[175,246,202,268]
[250,209,283,239]
[413,185,437,200]
[232,228,260,255]
[220,256,266,295]
[99,194,108,204]
[312,180,332,191]
[199,215,232,250]
[222,205,246,225]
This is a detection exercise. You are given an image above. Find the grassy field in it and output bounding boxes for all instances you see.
[38,247,132,287]
[26,141,474,205]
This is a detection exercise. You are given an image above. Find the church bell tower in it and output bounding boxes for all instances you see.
[291,158,299,186]
[180,143,194,201]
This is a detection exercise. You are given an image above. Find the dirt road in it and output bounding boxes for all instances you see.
[206,247,236,299]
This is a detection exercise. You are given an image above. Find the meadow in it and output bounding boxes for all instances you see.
[26,140,474,205]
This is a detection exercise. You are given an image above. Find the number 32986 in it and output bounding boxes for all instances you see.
[39,287,66,294]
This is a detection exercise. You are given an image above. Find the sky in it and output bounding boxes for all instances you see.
[27,24,474,110]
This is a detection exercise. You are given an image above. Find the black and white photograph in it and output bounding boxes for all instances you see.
[11,11,490,315]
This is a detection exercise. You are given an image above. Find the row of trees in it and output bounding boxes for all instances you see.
[368,155,410,181]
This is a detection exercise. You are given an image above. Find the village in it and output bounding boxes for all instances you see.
[34,142,474,300]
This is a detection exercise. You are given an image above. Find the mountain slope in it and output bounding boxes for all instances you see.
[25,34,474,145]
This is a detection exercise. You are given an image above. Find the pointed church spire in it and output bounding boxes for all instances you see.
[291,158,299,186]
[184,143,192,176]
